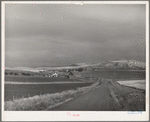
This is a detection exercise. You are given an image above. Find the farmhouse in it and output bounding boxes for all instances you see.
[51,72,58,77]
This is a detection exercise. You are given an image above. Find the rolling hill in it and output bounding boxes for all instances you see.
[89,59,146,70]
[5,59,146,73]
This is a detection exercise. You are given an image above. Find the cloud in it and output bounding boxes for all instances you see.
[5,4,146,67]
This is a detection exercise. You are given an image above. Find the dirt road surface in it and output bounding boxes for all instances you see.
[49,79,116,111]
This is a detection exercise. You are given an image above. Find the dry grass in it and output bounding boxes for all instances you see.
[5,81,101,111]
[117,80,146,90]
[109,80,145,111]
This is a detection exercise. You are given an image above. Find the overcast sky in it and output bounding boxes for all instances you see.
[5,3,146,67]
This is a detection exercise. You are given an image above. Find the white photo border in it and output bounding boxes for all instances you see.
[1,1,149,121]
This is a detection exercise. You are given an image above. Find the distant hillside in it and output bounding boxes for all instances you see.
[5,59,146,73]
[69,64,79,66]
[90,59,146,71]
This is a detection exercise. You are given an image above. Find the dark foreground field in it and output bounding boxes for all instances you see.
[5,76,79,82]
[5,82,93,101]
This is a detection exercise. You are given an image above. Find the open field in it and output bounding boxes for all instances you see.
[83,70,146,80]
[117,80,146,90]
[5,81,101,110]
[5,82,93,101]
[5,81,89,84]
[109,80,145,111]
[5,76,80,82]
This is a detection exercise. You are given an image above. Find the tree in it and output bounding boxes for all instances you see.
[5,72,9,75]
[22,73,25,75]
[67,69,71,72]
[14,73,18,75]
[26,73,31,76]
[9,72,13,75]
[68,71,73,75]
[77,68,83,72]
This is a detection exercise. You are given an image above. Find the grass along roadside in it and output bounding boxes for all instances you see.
[109,79,145,111]
[5,81,89,84]
[5,80,101,111]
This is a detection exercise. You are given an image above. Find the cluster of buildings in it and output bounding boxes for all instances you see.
[34,70,73,78]
[43,72,59,78]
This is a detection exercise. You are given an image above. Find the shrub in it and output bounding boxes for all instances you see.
[77,68,83,72]
[22,73,25,75]
[68,71,73,75]
[22,73,31,76]
[26,73,31,76]
[9,72,13,75]
[5,72,9,75]
[14,73,18,75]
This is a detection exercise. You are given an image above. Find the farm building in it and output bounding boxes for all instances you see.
[56,72,70,78]
[68,71,73,75]
[51,72,58,77]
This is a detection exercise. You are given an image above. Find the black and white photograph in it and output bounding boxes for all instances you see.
[1,1,149,121]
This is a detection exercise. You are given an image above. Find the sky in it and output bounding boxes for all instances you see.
[5,3,146,67]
